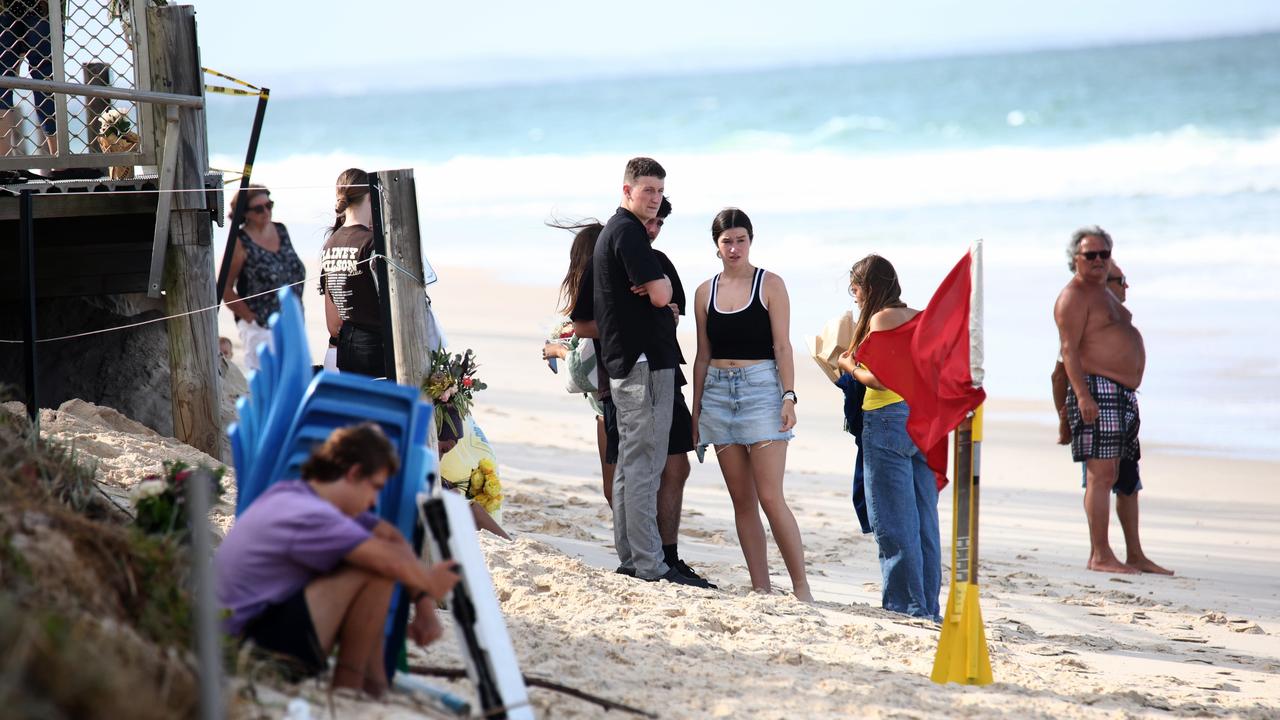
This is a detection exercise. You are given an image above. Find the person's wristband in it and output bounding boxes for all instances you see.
[781,390,798,404]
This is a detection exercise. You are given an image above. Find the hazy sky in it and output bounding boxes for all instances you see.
[190,0,1280,93]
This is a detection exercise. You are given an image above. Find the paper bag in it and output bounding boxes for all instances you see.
[808,310,854,383]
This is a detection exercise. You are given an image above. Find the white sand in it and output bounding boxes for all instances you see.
[27,265,1278,718]
[405,268,1280,719]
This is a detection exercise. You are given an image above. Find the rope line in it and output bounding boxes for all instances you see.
[0,254,426,345]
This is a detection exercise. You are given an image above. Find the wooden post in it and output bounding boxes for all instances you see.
[82,63,111,152]
[149,5,221,457]
[147,5,208,212]
[374,169,432,388]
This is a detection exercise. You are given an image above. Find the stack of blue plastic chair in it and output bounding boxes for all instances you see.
[226,287,437,679]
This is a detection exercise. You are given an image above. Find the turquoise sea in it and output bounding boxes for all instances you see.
[207,32,1280,459]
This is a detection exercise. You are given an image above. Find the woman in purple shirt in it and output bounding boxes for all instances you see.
[215,424,459,695]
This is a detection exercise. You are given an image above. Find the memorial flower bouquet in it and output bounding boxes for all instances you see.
[422,348,488,437]
[459,457,503,515]
[131,461,225,538]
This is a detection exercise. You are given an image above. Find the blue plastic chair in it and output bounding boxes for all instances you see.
[227,288,439,680]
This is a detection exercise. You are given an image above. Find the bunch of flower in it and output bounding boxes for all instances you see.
[131,461,226,538]
[548,318,574,343]
[421,348,488,436]
[459,457,503,515]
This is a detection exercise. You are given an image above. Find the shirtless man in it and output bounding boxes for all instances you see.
[1054,227,1171,575]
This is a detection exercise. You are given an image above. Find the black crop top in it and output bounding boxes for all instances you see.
[706,267,775,360]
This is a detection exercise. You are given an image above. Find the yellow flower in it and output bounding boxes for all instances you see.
[484,473,502,495]
[477,458,496,473]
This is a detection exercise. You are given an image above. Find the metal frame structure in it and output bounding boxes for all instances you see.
[0,0,156,171]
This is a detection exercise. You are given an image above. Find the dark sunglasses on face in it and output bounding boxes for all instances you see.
[1108,275,1127,286]
[245,200,274,214]
[1077,249,1111,261]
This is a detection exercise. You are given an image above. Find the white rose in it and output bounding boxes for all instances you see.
[131,479,168,503]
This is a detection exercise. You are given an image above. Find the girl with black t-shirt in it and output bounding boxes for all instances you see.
[319,168,385,377]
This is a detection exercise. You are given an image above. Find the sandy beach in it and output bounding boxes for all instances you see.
[155,265,1272,717]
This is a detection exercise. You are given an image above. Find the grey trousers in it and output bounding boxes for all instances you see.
[609,362,674,580]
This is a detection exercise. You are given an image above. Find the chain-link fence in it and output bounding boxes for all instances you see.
[0,0,151,173]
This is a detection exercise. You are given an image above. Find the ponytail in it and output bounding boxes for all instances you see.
[325,168,370,238]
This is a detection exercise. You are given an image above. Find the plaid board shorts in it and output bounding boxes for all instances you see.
[1066,374,1141,463]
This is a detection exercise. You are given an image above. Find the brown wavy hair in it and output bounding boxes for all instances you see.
[849,254,906,351]
[227,184,270,223]
[301,423,399,483]
[549,219,603,315]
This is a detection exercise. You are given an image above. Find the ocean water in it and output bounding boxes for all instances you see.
[207,33,1280,459]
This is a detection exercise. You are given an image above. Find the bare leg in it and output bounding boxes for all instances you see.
[716,444,771,592]
[470,503,511,540]
[657,452,690,545]
[305,566,396,694]
[1084,458,1136,574]
[749,441,812,602]
[1116,492,1173,574]
[596,415,614,507]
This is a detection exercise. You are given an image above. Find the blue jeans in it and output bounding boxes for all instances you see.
[863,402,941,621]
[850,438,871,534]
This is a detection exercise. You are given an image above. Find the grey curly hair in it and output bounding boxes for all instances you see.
[1067,225,1113,271]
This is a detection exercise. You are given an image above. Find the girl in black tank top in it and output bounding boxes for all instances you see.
[691,208,812,602]
[706,267,774,360]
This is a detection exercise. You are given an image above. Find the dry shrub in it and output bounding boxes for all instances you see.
[0,414,201,718]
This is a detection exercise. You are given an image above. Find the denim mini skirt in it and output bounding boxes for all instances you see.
[698,360,795,451]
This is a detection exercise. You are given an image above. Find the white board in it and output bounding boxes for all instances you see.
[419,491,533,719]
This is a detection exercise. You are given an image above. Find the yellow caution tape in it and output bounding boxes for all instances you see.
[204,84,262,97]
[201,67,260,90]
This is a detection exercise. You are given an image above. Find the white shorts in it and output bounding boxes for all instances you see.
[236,318,273,371]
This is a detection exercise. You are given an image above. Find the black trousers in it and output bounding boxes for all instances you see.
[337,323,387,378]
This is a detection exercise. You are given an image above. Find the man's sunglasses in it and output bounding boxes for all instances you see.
[245,200,274,214]
[1077,249,1111,261]
[1108,275,1127,286]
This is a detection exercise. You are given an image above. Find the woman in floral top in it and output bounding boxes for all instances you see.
[222,185,306,370]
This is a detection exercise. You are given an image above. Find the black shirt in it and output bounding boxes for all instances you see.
[592,207,680,378]
[575,249,687,388]
[570,266,609,399]
[319,225,381,330]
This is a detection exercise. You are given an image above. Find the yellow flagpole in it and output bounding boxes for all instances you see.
[932,241,992,685]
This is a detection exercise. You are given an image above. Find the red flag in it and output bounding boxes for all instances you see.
[857,251,986,489]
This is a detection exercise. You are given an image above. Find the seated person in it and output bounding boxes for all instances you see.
[215,423,460,696]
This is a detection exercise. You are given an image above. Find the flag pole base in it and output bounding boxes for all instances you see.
[931,582,993,685]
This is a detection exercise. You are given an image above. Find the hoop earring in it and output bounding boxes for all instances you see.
[716,251,723,259]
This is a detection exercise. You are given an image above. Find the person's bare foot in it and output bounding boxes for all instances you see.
[363,676,388,698]
[1087,557,1139,574]
[793,586,815,603]
[1127,556,1174,575]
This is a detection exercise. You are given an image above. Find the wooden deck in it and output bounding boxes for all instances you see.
[0,173,222,300]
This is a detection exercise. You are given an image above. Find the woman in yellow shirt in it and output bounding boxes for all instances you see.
[837,254,941,622]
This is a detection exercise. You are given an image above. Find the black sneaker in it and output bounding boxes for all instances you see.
[653,567,712,589]
[615,566,636,577]
[673,559,717,589]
